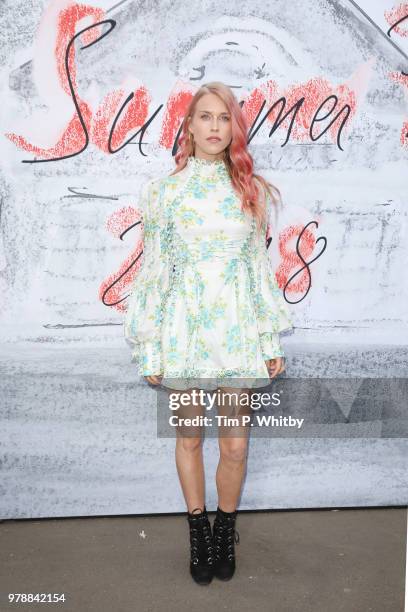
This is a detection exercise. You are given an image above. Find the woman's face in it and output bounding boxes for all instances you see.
[187,93,233,161]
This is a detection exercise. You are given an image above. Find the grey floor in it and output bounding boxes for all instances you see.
[0,507,406,612]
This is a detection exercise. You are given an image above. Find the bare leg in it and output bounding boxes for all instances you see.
[215,386,252,512]
[165,386,207,514]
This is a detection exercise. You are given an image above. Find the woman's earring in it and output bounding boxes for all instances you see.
[189,131,195,152]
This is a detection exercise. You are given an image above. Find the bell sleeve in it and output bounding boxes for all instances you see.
[248,184,293,360]
[123,178,170,376]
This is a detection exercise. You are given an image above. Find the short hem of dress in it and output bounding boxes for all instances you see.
[159,373,272,391]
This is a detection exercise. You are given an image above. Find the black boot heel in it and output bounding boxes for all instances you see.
[187,506,215,585]
[212,506,240,581]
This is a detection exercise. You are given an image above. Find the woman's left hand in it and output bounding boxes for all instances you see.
[265,357,285,379]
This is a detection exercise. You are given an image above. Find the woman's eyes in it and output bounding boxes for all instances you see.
[201,114,230,121]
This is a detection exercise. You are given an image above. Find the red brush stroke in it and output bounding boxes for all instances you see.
[159,89,194,149]
[401,120,408,147]
[99,206,144,312]
[256,77,357,142]
[5,3,151,157]
[275,225,317,294]
[6,102,92,159]
[385,4,408,37]
[91,90,124,152]
[389,71,408,148]
[5,3,103,158]
[91,86,151,152]
[241,83,277,128]
[56,4,105,95]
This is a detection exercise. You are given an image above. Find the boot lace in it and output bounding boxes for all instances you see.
[213,517,240,562]
[189,514,215,566]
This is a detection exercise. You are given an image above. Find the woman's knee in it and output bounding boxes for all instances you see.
[176,434,203,454]
[219,438,248,463]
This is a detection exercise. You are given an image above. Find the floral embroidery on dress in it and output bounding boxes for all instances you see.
[223,324,242,354]
[177,204,204,228]
[167,336,181,366]
[217,194,245,220]
[195,337,210,360]
[199,300,227,329]
[220,259,239,284]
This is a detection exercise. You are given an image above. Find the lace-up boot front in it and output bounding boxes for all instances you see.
[187,506,215,585]
[212,506,240,581]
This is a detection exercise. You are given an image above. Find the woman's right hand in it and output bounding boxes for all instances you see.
[144,374,163,386]
[265,357,285,378]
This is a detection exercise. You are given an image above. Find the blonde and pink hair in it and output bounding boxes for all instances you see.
[170,81,281,235]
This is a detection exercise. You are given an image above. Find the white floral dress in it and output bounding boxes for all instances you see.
[124,156,293,390]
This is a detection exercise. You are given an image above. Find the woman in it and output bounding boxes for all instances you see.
[124,82,293,585]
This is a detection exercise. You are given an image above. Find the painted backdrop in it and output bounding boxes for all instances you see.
[0,0,407,518]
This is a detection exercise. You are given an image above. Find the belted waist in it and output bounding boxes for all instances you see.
[172,239,247,264]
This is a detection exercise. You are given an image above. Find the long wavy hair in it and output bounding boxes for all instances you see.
[169,81,282,235]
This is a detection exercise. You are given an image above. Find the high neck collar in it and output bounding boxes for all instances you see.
[186,155,229,180]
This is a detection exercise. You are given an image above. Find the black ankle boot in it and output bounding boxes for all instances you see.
[212,506,240,581]
[187,506,215,585]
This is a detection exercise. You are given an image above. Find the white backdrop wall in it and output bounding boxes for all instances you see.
[0,0,407,518]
